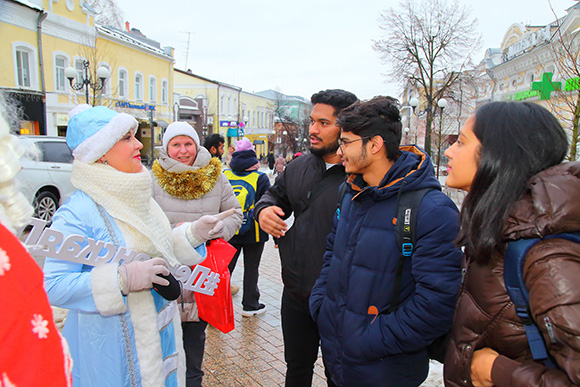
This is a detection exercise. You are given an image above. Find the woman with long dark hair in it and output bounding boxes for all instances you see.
[443,101,580,386]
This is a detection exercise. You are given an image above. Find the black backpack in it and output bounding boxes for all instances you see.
[336,182,450,363]
[504,232,580,369]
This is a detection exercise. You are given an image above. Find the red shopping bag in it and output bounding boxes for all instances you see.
[194,238,237,333]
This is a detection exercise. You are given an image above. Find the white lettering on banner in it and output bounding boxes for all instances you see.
[23,218,219,296]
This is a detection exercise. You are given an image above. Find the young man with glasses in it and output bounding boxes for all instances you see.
[255,89,357,386]
[309,96,463,387]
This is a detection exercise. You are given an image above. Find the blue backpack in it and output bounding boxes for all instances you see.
[504,232,580,368]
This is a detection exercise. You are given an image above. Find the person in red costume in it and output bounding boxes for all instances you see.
[0,95,72,387]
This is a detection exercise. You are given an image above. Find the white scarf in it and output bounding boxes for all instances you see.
[71,160,180,266]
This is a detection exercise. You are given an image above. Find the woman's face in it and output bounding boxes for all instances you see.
[444,115,481,192]
[101,130,143,173]
[167,135,197,165]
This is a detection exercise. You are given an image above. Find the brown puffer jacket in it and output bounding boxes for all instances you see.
[444,162,580,387]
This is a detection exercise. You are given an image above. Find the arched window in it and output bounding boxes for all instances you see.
[53,53,69,92]
[161,79,168,104]
[13,42,38,89]
[118,68,128,99]
[135,72,144,101]
[149,75,157,102]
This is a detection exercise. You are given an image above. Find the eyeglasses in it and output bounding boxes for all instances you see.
[338,136,370,150]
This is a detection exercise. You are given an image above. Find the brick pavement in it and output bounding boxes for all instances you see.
[201,238,328,387]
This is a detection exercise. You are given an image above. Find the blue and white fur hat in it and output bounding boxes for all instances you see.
[66,104,138,163]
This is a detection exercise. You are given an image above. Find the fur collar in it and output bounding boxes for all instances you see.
[152,157,222,200]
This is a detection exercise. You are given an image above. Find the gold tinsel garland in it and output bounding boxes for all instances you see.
[152,157,222,199]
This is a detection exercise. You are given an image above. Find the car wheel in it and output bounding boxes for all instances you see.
[34,191,59,222]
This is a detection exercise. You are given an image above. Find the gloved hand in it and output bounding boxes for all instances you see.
[189,209,237,243]
[190,215,224,243]
[117,258,170,295]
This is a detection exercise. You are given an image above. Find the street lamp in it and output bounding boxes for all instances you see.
[65,60,110,105]
[409,97,448,156]
[434,99,448,179]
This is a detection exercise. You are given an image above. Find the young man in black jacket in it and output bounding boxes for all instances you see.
[255,89,357,387]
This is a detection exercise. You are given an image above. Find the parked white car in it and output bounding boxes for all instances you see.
[16,136,76,222]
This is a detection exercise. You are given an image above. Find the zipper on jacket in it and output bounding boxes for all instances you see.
[544,316,556,343]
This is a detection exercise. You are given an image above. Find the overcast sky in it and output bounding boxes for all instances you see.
[113,0,576,101]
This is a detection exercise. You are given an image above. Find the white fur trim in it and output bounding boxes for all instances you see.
[127,291,164,387]
[91,264,127,316]
[173,301,186,386]
[73,113,138,163]
[172,223,206,266]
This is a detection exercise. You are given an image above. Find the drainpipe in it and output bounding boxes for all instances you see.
[37,10,48,134]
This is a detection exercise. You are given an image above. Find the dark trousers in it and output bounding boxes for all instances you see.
[228,242,265,310]
[281,288,321,387]
[182,319,208,387]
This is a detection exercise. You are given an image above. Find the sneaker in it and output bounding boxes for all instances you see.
[242,304,266,317]
[231,285,240,296]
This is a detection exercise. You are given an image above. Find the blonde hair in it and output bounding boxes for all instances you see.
[0,92,34,231]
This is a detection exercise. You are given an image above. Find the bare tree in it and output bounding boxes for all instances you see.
[373,0,481,156]
[84,0,125,29]
[544,5,580,160]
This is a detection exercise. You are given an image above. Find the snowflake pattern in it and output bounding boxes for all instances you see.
[31,314,49,339]
[2,372,17,387]
[0,247,11,276]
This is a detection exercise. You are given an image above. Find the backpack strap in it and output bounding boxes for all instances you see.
[388,184,433,313]
[335,182,348,220]
[294,167,345,219]
[504,231,580,368]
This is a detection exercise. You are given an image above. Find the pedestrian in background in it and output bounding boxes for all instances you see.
[224,138,271,317]
[309,97,462,387]
[151,121,242,387]
[256,89,357,386]
[203,133,225,160]
[0,94,72,387]
[267,151,275,173]
[443,102,580,386]
[44,106,206,386]
[274,153,285,175]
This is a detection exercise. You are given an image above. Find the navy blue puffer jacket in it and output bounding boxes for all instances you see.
[310,146,462,387]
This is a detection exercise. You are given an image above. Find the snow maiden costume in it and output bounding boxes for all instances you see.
[43,106,206,387]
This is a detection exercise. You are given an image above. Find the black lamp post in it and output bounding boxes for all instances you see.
[65,60,110,105]
[409,97,447,156]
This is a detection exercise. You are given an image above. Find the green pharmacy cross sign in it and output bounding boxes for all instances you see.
[513,72,580,101]
[531,73,561,100]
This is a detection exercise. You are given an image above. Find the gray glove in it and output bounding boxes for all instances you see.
[189,209,237,243]
[118,258,170,295]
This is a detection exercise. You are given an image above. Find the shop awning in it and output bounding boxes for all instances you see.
[155,120,168,128]
[253,140,265,144]
[227,128,239,137]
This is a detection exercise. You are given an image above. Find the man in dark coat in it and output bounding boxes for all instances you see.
[255,89,358,386]
[267,151,275,171]
[309,96,462,387]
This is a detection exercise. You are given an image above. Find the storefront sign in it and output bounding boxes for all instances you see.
[504,72,579,101]
[55,113,69,126]
[115,101,156,111]
[219,120,238,127]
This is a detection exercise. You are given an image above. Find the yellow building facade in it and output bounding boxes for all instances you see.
[1,0,174,162]
[173,69,274,157]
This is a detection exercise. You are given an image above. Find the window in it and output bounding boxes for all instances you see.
[149,76,157,102]
[161,79,168,104]
[135,73,143,101]
[39,142,74,164]
[54,55,67,92]
[16,49,31,87]
[74,59,85,84]
[118,69,128,99]
[13,43,38,89]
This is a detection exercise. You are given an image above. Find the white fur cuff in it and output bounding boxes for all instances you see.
[91,264,127,316]
[172,223,206,266]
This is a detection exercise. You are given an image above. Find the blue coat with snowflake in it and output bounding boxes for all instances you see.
[309,147,463,387]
